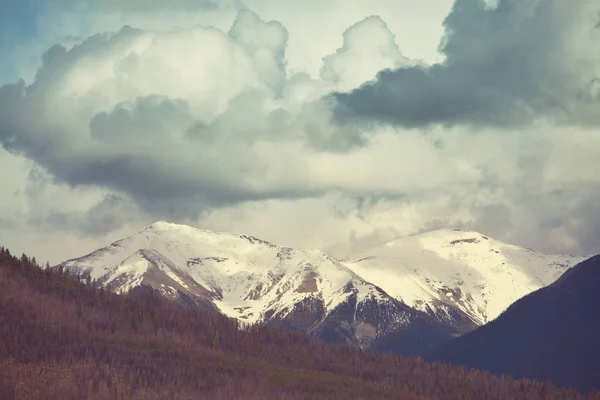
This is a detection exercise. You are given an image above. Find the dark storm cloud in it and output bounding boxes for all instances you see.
[330,0,600,128]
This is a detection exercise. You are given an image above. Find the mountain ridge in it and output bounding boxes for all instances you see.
[343,228,585,328]
[56,221,587,355]
[427,255,600,392]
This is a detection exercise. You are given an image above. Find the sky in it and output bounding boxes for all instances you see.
[1,0,600,264]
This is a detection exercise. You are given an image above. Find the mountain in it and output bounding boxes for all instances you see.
[343,229,585,331]
[56,222,584,355]
[4,247,594,400]
[427,255,600,393]
[56,221,455,355]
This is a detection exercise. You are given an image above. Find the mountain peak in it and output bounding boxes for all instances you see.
[378,229,494,250]
[344,229,585,325]
[145,220,187,231]
[149,220,175,227]
[57,224,463,355]
[414,228,492,242]
[141,221,223,239]
[55,224,585,357]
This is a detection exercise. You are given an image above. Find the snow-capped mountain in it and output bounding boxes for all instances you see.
[56,222,586,355]
[343,229,586,329]
[57,221,456,354]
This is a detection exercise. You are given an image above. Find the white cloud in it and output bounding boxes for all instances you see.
[0,147,146,263]
[1,1,600,265]
[4,0,451,86]
[242,0,453,75]
[320,16,414,91]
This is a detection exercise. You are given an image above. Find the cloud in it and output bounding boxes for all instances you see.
[0,0,242,86]
[330,0,600,128]
[0,147,149,263]
[28,0,239,13]
[229,9,289,93]
[242,0,453,77]
[0,10,420,218]
[30,194,141,236]
[2,1,600,266]
[320,16,414,91]
[0,12,307,214]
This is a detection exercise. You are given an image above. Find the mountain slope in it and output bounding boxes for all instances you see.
[427,255,600,392]
[343,229,585,330]
[57,221,456,354]
[57,222,584,355]
[4,247,594,400]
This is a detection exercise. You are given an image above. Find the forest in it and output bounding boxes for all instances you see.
[1,246,599,400]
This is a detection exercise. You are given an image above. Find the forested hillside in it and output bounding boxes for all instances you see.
[1,246,597,400]
[428,255,600,393]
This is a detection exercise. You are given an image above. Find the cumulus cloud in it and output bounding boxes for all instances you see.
[331,0,600,127]
[1,9,434,216]
[229,9,289,93]
[0,12,299,213]
[1,0,600,265]
[320,16,414,91]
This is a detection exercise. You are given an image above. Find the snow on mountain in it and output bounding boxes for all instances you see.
[60,221,360,323]
[56,222,585,354]
[58,221,451,354]
[342,229,587,328]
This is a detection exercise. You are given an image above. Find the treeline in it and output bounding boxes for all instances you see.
[1,246,599,400]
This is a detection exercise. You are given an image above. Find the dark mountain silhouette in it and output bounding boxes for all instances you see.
[427,255,600,393]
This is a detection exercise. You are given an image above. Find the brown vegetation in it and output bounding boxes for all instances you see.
[295,273,318,293]
[1,246,598,400]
